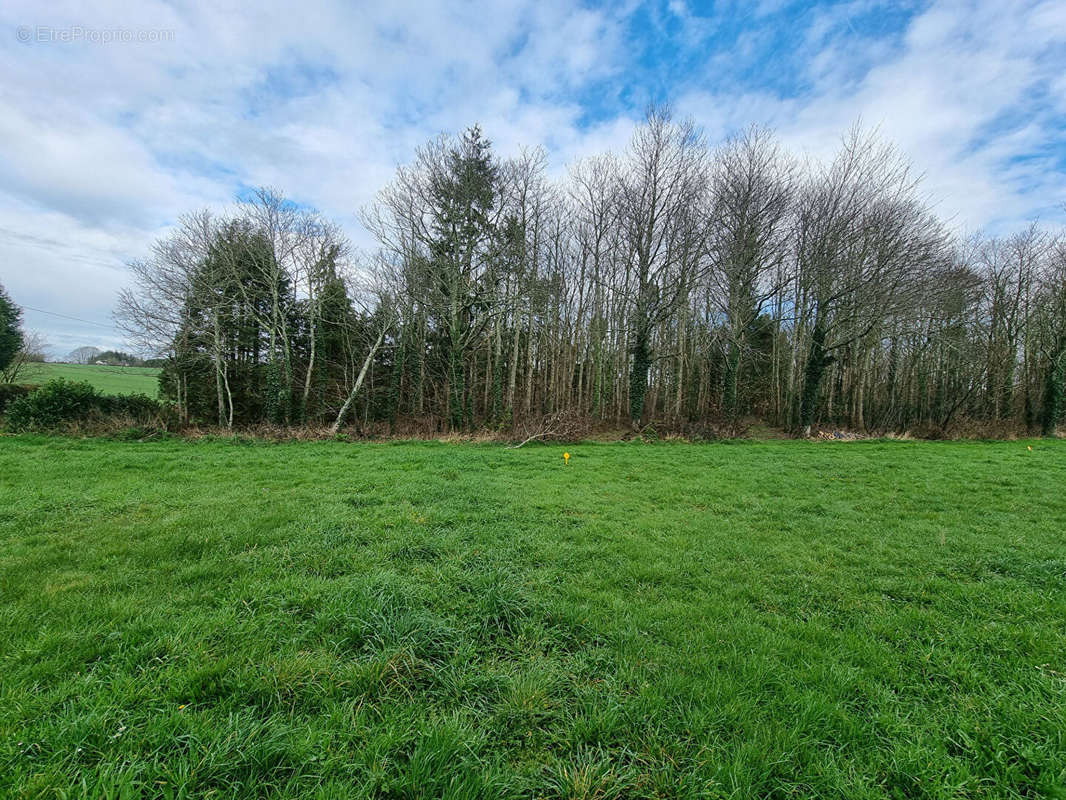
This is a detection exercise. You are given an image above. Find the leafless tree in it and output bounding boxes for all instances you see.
[67,346,102,364]
[614,106,711,426]
[706,125,794,424]
[792,127,948,435]
[0,330,49,382]
[330,256,400,434]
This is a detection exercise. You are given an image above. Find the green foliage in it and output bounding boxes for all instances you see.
[4,379,168,432]
[163,221,301,426]
[722,314,777,421]
[1042,338,1066,437]
[800,323,836,431]
[94,350,145,366]
[0,382,34,414]
[628,334,651,425]
[429,125,498,259]
[264,359,285,425]
[423,126,501,431]
[0,282,23,373]
[100,392,167,420]
[1,437,1064,796]
[4,378,100,431]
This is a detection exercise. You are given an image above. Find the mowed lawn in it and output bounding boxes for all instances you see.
[18,363,161,396]
[1,437,1065,798]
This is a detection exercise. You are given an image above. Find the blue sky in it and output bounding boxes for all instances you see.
[1,0,1064,355]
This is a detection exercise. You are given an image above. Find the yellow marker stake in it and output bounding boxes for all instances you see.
[563,452,570,465]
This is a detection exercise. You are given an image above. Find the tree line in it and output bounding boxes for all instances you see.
[116,110,1066,437]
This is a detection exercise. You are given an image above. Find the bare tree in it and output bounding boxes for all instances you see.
[707,125,794,424]
[330,257,400,434]
[569,154,620,418]
[793,127,947,435]
[67,346,102,364]
[292,213,351,420]
[116,210,229,424]
[614,107,711,427]
[1034,238,1066,435]
[0,330,49,382]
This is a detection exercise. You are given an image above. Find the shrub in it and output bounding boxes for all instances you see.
[105,393,176,434]
[4,380,171,433]
[680,419,752,441]
[0,383,35,415]
[5,379,100,431]
[100,392,165,420]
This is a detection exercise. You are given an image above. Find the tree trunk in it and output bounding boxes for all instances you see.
[800,323,835,436]
[331,326,388,435]
[1042,339,1065,437]
[628,327,651,428]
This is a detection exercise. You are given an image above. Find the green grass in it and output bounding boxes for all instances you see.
[16,363,161,396]
[1,437,1064,798]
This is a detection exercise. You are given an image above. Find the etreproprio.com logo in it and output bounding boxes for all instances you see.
[16,25,175,44]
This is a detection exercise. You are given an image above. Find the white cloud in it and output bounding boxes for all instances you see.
[677,0,1066,232]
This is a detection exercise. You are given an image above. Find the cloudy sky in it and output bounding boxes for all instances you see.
[1,0,1064,357]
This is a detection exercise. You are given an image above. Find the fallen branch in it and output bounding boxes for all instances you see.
[507,410,588,448]
[508,429,556,449]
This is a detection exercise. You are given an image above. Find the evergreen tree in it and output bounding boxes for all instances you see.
[0,283,23,374]
[425,125,501,429]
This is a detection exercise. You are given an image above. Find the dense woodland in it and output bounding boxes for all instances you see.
[116,110,1066,437]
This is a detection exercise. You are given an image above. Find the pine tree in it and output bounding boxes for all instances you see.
[0,283,24,374]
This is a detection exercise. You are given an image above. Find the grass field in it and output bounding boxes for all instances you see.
[1,437,1064,798]
[16,363,161,396]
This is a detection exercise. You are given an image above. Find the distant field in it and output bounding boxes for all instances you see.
[17,362,161,396]
[1,437,1064,797]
